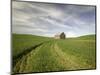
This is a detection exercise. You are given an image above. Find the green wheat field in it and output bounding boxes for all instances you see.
[12,34,96,74]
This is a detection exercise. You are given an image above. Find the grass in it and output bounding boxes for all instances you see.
[76,34,96,40]
[12,34,96,74]
[56,38,96,69]
[12,34,51,58]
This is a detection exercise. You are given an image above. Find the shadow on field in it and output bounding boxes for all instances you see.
[13,42,46,67]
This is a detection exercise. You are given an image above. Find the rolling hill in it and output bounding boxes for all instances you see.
[76,34,96,40]
[12,34,96,74]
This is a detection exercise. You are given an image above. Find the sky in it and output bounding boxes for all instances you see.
[12,1,96,37]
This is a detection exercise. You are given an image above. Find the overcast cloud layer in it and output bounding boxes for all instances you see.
[12,1,96,37]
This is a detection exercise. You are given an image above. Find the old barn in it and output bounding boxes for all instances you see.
[54,32,66,39]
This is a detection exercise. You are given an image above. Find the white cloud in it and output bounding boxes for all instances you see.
[12,1,95,37]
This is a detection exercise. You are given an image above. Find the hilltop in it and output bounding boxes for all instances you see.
[76,34,96,40]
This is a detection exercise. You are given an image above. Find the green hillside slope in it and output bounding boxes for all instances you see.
[12,34,96,74]
[77,34,96,40]
[12,34,52,58]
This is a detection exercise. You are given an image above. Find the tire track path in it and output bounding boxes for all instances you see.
[53,42,92,70]
[13,41,91,74]
[53,43,80,70]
